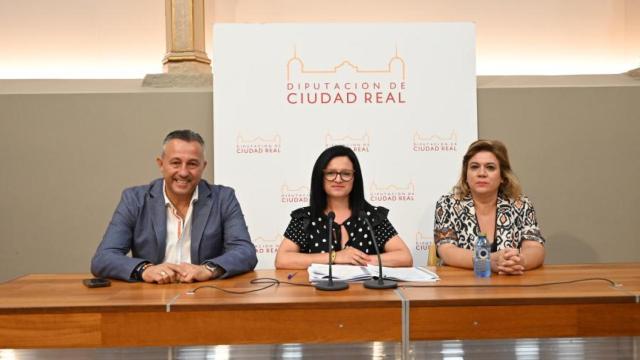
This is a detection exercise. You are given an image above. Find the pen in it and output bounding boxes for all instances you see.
[287,272,297,280]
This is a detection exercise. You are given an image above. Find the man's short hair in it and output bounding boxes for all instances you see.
[163,130,205,146]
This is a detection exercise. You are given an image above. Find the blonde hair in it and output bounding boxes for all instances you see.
[453,139,522,200]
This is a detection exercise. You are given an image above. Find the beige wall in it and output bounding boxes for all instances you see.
[0,77,639,281]
[0,83,213,281]
[477,82,640,264]
[0,0,165,78]
[1,0,639,77]
[207,0,638,74]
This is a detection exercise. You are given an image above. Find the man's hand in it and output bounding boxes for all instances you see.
[174,263,215,283]
[141,263,181,284]
[141,263,222,283]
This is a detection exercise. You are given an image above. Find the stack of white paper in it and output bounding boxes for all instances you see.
[308,264,439,282]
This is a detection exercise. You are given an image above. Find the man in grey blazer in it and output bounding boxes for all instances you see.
[91,130,257,283]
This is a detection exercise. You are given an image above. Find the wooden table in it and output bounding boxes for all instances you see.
[0,264,638,349]
[400,263,640,340]
[0,270,401,348]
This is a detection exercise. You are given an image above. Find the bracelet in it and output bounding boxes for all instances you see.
[134,262,152,281]
[330,250,337,263]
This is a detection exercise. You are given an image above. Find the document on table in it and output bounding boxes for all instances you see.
[308,264,439,282]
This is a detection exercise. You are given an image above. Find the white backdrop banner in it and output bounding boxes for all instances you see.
[213,23,477,268]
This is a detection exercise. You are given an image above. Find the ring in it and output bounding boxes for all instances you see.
[160,271,167,276]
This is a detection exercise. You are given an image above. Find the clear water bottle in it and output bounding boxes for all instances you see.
[474,232,491,278]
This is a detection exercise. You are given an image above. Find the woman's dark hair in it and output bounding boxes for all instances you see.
[309,145,366,219]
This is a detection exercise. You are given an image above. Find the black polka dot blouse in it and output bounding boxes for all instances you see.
[283,204,398,255]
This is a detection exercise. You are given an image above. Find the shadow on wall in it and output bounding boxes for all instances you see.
[544,232,599,264]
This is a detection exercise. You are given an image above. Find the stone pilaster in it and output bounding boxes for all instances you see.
[162,0,211,73]
[143,0,212,87]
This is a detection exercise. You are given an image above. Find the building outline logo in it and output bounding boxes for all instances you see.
[286,46,406,82]
[286,46,407,105]
[325,132,370,152]
[253,234,284,244]
[281,183,310,204]
[253,234,283,254]
[369,180,416,202]
[236,133,281,154]
[412,130,458,152]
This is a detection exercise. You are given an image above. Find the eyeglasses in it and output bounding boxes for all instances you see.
[323,170,355,182]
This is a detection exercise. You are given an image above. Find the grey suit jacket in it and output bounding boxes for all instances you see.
[91,179,257,281]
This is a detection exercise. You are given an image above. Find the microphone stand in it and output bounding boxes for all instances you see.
[315,211,349,291]
[360,210,397,289]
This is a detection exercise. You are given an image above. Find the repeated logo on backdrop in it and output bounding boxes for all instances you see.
[280,184,310,204]
[253,234,282,255]
[236,133,282,154]
[286,47,407,105]
[414,231,434,252]
[325,132,370,152]
[369,181,416,202]
[412,131,458,152]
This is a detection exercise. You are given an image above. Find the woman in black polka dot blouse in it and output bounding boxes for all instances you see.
[275,145,413,269]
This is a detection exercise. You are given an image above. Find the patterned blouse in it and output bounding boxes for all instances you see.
[284,204,398,255]
[434,192,545,252]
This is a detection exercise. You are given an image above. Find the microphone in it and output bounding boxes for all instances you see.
[314,211,349,291]
[359,210,397,289]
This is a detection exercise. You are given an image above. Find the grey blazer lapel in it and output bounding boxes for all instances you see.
[191,181,212,263]
[149,181,167,263]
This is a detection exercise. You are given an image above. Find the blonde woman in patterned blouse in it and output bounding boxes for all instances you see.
[275,145,413,269]
[434,140,545,275]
